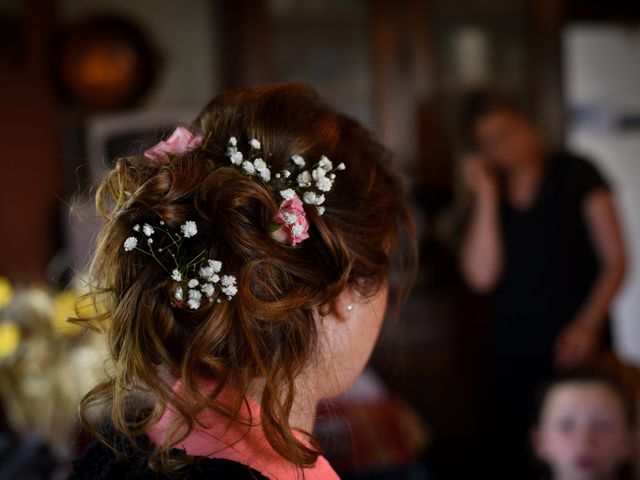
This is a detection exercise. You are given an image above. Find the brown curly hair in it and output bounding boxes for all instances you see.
[77,83,417,472]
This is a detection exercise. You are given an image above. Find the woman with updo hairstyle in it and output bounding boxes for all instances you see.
[68,84,417,479]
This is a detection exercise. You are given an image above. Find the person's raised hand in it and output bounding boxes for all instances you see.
[464,154,498,201]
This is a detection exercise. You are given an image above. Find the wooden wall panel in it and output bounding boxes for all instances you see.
[0,0,62,282]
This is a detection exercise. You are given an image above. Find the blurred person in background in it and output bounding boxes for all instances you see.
[532,372,635,480]
[459,91,626,476]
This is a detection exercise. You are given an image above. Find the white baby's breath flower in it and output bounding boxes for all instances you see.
[254,158,267,170]
[230,150,243,165]
[220,275,236,287]
[303,191,316,204]
[171,269,182,282]
[222,284,238,298]
[199,259,220,279]
[187,289,202,309]
[260,168,271,182]
[188,279,199,288]
[147,238,153,244]
[316,176,333,192]
[280,189,296,200]
[312,167,326,181]
[314,194,325,205]
[318,156,333,171]
[229,136,237,146]
[336,162,346,171]
[143,224,154,236]
[242,161,256,175]
[316,206,326,215]
[221,275,238,298]
[159,220,165,225]
[283,212,298,224]
[133,224,140,232]
[282,170,291,178]
[199,259,222,282]
[297,171,311,186]
[175,286,184,301]
[250,138,261,149]
[201,283,215,298]
[180,221,197,238]
[123,237,138,251]
[292,154,305,167]
[291,224,304,236]
[187,299,200,310]
[199,265,214,279]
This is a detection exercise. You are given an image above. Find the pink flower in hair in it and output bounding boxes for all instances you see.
[144,127,203,165]
[271,194,310,246]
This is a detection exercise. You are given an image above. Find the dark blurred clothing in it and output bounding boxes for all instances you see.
[489,151,611,478]
[494,150,610,360]
[68,424,268,480]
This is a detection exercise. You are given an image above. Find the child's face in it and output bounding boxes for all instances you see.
[534,382,632,480]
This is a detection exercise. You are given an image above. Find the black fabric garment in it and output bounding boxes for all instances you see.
[487,151,611,479]
[493,150,610,360]
[67,425,269,480]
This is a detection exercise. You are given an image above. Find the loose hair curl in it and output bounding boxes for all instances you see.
[77,84,417,472]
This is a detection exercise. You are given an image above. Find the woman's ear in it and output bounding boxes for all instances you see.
[334,289,356,323]
[311,285,389,399]
[313,289,356,325]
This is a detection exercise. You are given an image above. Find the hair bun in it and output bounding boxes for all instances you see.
[195,167,278,257]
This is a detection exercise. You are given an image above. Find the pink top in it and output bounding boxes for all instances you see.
[148,381,339,480]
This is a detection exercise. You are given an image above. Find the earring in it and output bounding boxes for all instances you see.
[346,304,354,313]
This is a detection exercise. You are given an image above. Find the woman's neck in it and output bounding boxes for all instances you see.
[247,377,320,434]
[505,154,545,209]
[288,393,318,434]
